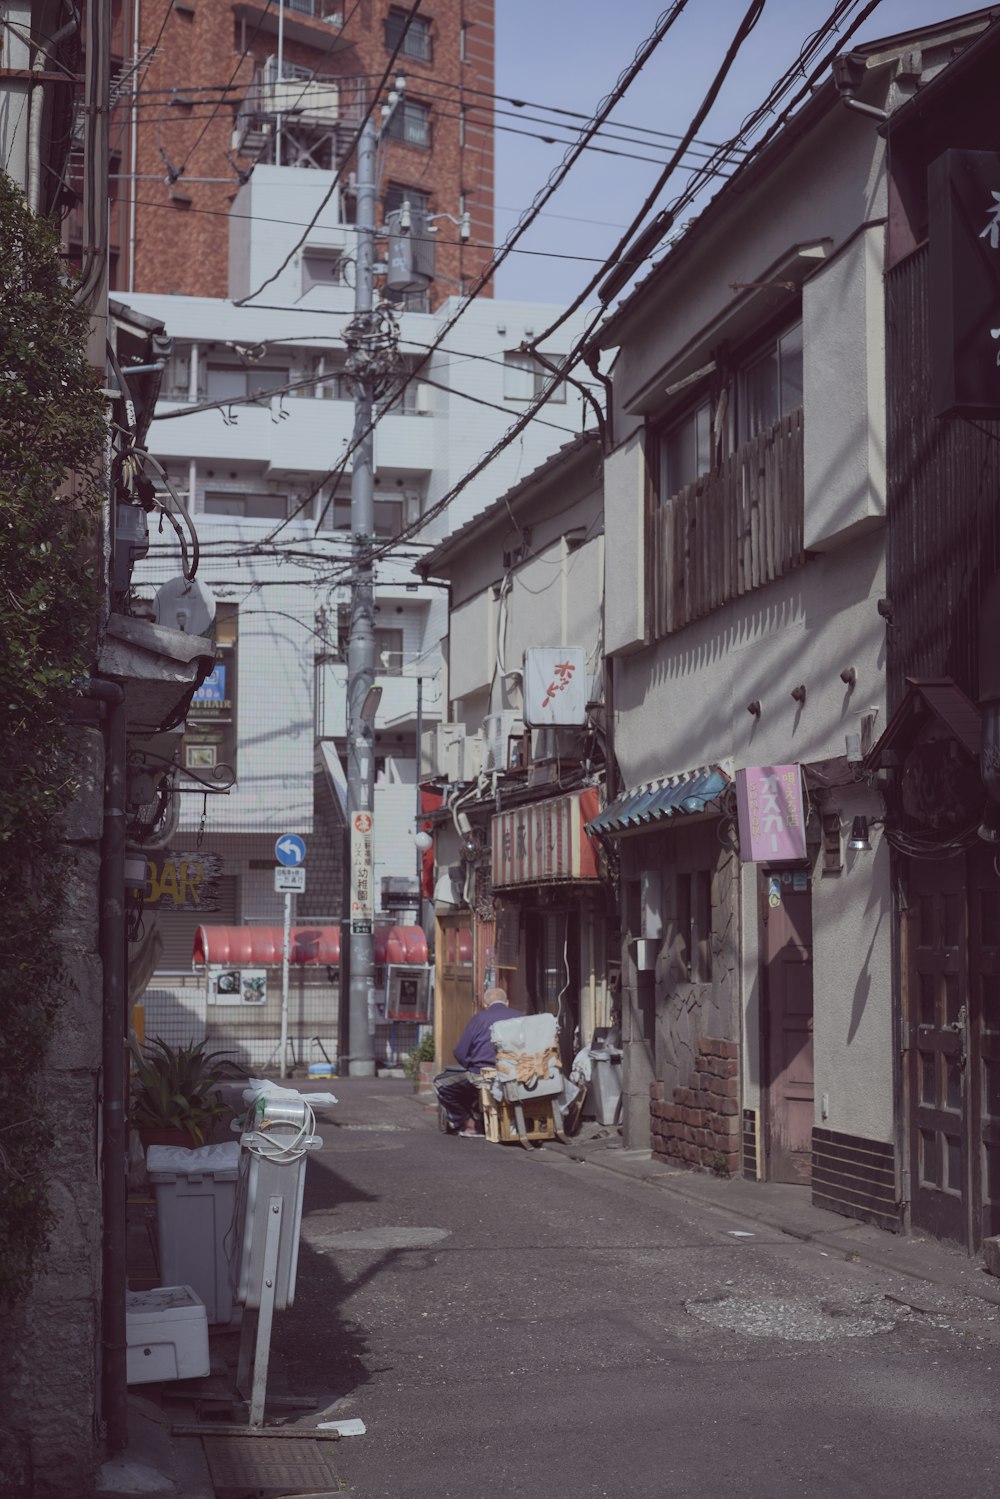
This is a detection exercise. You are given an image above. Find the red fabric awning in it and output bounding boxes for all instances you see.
[192,924,428,967]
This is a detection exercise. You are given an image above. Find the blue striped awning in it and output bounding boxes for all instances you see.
[586,765,731,837]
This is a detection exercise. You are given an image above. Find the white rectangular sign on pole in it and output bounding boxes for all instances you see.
[274,866,306,894]
[350,810,374,935]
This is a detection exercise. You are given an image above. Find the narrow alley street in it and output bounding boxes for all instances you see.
[261,1080,1000,1499]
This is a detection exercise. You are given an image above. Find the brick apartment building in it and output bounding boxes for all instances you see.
[96,0,494,301]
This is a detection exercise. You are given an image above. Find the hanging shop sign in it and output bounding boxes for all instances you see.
[144,851,223,911]
[491,788,601,888]
[735,765,807,863]
[929,148,1000,419]
[523,646,588,726]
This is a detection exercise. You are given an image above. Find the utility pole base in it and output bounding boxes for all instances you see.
[348,1060,377,1078]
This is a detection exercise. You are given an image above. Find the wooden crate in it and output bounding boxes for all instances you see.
[477,1084,557,1145]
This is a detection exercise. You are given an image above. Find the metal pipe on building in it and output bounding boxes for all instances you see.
[83,676,128,1455]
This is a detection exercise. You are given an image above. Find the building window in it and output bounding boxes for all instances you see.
[203,490,297,521]
[183,603,238,777]
[738,320,803,444]
[382,182,430,221]
[676,869,712,984]
[658,398,712,502]
[302,248,344,294]
[386,98,431,149]
[385,6,432,62]
[503,351,567,403]
[374,627,404,676]
[205,362,289,402]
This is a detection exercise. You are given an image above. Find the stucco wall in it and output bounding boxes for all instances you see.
[612,531,886,789]
[603,433,646,657]
[803,224,887,551]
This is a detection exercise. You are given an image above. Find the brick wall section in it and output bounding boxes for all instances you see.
[116,0,495,301]
[650,1037,741,1177]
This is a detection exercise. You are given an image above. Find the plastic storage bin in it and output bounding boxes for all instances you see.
[125,1285,209,1385]
[587,1045,623,1126]
[146,1141,240,1324]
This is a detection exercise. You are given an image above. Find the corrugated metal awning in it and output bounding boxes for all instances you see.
[192,924,428,968]
[586,764,731,837]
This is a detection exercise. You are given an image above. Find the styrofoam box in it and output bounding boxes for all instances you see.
[125,1284,210,1385]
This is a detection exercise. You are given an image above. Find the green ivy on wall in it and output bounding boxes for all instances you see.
[0,173,107,1304]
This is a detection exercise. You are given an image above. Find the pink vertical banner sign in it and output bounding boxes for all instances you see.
[735,764,807,862]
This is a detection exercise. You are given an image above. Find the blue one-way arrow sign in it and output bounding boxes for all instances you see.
[275,834,306,867]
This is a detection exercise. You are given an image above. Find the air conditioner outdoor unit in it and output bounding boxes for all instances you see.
[482,711,524,772]
[449,731,482,783]
[421,723,465,779]
[531,726,589,764]
[271,78,339,123]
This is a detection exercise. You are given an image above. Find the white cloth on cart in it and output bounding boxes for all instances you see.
[489,1013,563,1101]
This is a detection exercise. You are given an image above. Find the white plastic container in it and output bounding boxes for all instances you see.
[587,1048,624,1126]
[146,1142,240,1324]
[125,1285,210,1385]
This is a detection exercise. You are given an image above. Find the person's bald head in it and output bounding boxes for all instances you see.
[481,986,509,1010]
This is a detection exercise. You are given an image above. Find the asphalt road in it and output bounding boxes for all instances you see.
[269,1079,1000,1499]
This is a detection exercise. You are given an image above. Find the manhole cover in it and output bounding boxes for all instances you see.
[685,1293,898,1342]
[201,1435,345,1495]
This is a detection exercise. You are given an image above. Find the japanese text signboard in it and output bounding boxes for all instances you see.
[523,647,588,726]
[491,788,601,887]
[929,148,1000,419]
[350,810,374,935]
[735,765,807,863]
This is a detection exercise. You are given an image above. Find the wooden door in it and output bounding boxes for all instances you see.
[908,857,970,1247]
[436,917,474,1069]
[968,852,1000,1244]
[762,872,814,1184]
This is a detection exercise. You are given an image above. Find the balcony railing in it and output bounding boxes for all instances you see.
[648,408,804,640]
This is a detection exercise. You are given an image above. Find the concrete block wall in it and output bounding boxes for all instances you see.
[650,1038,741,1177]
[0,725,105,1497]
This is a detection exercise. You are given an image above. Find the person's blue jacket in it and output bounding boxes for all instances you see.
[454,1001,525,1073]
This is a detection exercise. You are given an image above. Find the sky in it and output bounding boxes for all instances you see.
[490,0,991,303]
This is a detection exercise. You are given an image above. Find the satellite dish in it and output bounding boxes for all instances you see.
[153,576,217,637]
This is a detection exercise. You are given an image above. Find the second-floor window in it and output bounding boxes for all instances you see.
[386,98,431,149]
[385,7,432,61]
[205,362,289,402]
[738,321,803,444]
[658,399,711,502]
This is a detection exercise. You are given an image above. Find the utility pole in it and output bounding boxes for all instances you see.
[344,113,378,1078]
[343,86,407,1076]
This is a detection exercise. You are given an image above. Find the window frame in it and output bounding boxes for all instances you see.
[385,97,432,149]
[385,6,433,63]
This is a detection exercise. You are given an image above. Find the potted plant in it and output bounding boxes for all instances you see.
[403,1031,436,1095]
[131,1037,236,1148]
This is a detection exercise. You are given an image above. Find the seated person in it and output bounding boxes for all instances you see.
[434,986,524,1136]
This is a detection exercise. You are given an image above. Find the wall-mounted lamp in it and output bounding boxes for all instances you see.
[791,684,807,705]
[414,830,433,853]
[747,700,761,717]
[877,598,893,622]
[840,666,857,688]
[848,815,871,851]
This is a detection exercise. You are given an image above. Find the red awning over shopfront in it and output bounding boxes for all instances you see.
[192,924,428,968]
